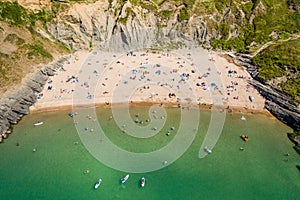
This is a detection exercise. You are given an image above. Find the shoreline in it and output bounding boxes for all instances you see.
[0,48,279,143]
[29,48,271,118]
[29,101,274,118]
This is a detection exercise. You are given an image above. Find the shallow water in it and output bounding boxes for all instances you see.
[0,107,299,200]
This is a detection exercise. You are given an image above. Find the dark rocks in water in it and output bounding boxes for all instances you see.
[292,143,300,154]
[231,53,300,150]
[7,112,20,124]
[250,80,300,132]
[232,54,300,128]
[296,165,300,171]
[12,104,30,115]
[0,56,69,138]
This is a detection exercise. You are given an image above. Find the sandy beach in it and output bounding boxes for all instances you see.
[30,48,267,114]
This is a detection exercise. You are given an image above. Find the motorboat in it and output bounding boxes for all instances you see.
[34,121,43,126]
[94,179,102,189]
[140,177,145,187]
[204,146,212,154]
[121,174,129,184]
[241,116,246,121]
[241,134,249,142]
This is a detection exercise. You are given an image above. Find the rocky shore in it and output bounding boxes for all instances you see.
[231,53,300,151]
[0,56,68,142]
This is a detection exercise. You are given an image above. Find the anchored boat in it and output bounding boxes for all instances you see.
[204,146,212,154]
[121,174,129,184]
[34,121,43,126]
[94,179,102,189]
[241,134,249,142]
[140,177,145,187]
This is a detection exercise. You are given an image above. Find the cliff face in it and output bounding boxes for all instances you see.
[46,0,242,51]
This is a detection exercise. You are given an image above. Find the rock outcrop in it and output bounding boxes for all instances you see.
[47,1,229,51]
[0,56,68,138]
[231,53,300,149]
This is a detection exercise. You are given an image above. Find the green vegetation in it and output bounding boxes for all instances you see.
[0,1,55,27]
[27,44,53,59]
[0,2,28,25]
[207,0,300,53]
[178,7,189,21]
[281,78,300,105]
[215,0,227,12]
[29,10,54,26]
[4,34,25,46]
[119,16,128,24]
[159,10,172,19]
[253,39,300,80]
[118,7,136,24]
[287,130,300,140]
[252,39,300,105]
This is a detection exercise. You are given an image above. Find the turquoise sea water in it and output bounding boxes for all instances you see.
[0,107,299,200]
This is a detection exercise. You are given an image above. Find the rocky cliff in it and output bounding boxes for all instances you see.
[46,0,251,51]
[0,57,67,138]
[232,53,300,149]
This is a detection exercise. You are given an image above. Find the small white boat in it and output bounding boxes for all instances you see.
[241,116,246,121]
[121,174,129,184]
[204,146,212,154]
[34,121,43,126]
[140,177,145,187]
[94,179,102,189]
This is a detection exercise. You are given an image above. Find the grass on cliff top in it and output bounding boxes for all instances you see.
[0,1,55,28]
[253,39,300,80]
[253,38,300,105]
[0,1,28,25]
[4,33,25,46]
[27,44,53,59]
[281,78,300,105]
[130,0,299,53]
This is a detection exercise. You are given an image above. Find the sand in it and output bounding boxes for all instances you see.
[30,48,267,114]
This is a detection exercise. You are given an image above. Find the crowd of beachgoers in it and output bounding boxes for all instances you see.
[1,49,267,143]
[30,49,265,113]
